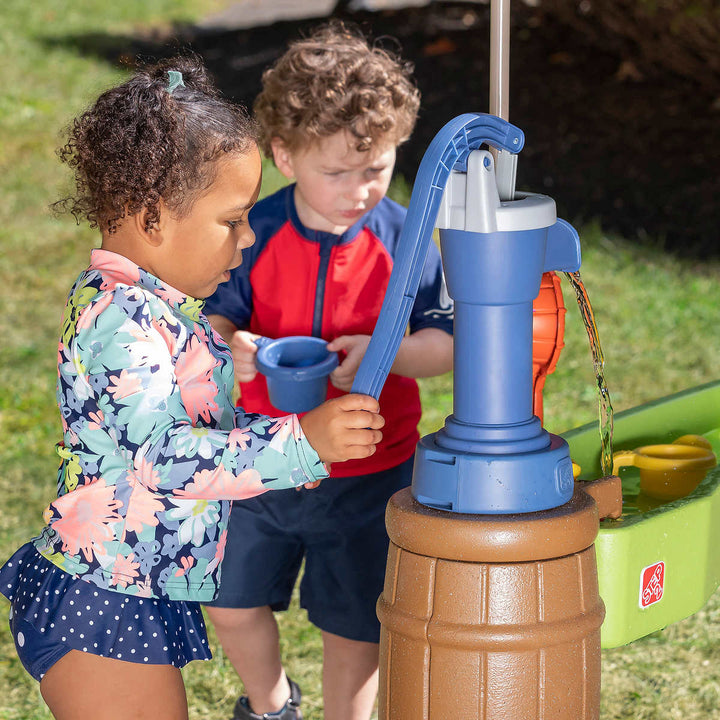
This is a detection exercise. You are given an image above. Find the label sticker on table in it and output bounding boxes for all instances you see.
[639,561,665,608]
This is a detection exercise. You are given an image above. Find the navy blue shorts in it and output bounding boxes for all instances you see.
[206,457,413,643]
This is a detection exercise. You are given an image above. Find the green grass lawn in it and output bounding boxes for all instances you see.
[1,2,719,718]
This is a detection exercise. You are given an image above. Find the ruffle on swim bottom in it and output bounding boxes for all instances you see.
[0,542,211,667]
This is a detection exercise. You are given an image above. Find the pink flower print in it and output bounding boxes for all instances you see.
[267,415,300,452]
[107,369,143,399]
[207,528,228,575]
[122,482,163,541]
[231,469,268,499]
[131,453,161,491]
[86,410,104,431]
[174,466,267,500]
[135,575,153,598]
[194,322,209,344]
[156,283,186,306]
[66,426,79,446]
[269,416,296,441]
[110,552,141,588]
[95,251,141,287]
[75,293,113,332]
[174,555,195,577]
[215,529,227,561]
[50,478,123,562]
[269,417,290,433]
[228,427,252,452]
[151,318,178,356]
[175,335,220,424]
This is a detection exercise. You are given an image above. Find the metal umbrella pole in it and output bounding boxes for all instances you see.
[491,0,518,201]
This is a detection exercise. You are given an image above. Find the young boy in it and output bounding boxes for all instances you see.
[204,22,453,720]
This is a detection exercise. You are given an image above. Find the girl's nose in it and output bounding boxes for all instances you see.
[239,227,256,251]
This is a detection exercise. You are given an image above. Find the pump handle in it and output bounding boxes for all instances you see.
[351,113,524,399]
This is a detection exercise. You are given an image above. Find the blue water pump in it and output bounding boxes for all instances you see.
[352,113,581,514]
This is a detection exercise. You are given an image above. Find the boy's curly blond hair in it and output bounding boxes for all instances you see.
[254,21,420,156]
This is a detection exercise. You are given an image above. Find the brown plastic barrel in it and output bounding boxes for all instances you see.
[377,487,604,719]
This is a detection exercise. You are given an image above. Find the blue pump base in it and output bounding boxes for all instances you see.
[412,431,575,514]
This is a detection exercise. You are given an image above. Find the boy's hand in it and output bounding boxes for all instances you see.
[299,394,384,464]
[326,334,371,392]
[228,330,261,383]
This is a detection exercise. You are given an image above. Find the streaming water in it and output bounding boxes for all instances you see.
[563,271,615,477]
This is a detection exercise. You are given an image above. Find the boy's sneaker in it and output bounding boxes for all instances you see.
[232,678,303,720]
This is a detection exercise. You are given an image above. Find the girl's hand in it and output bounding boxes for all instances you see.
[326,334,371,392]
[299,394,384,464]
[229,330,261,383]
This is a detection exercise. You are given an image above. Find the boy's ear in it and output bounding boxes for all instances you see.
[270,138,295,180]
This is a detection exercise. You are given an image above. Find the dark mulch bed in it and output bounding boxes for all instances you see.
[50,2,719,255]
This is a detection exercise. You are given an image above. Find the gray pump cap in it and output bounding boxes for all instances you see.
[436,150,557,234]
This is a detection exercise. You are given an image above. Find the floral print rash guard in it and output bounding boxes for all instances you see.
[33,250,327,602]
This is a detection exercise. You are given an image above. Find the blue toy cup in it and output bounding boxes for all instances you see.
[255,336,339,413]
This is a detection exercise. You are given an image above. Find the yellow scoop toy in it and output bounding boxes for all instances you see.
[612,434,716,501]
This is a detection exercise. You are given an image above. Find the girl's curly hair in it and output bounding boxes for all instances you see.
[55,54,258,234]
[254,21,420,156]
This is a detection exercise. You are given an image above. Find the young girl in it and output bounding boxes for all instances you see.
[0,56,384,720]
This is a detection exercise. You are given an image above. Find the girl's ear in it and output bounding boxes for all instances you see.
[134,204,164,247]
[270,138,295,180]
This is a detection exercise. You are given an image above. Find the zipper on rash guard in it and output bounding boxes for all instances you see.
[312,237,333,337]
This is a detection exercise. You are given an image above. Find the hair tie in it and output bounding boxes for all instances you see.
[167,70,185,94]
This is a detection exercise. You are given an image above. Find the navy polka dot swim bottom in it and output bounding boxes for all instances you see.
[0,543,211,681]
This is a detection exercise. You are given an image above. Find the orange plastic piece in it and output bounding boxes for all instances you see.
[532,271,566,422]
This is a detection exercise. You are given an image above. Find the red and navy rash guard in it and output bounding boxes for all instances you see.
[204,184,454,477]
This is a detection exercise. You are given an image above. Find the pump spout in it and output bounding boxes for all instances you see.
[545,218,581,273]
